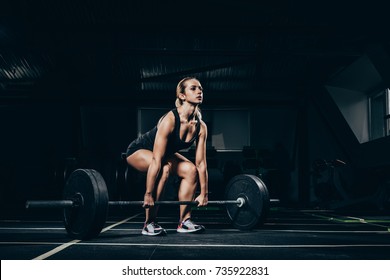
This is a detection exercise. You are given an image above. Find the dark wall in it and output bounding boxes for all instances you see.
[78,105,138,200]
[1,103,74,216]
[0,102,138,218]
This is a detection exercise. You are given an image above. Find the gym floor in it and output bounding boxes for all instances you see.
[1,206,390,260]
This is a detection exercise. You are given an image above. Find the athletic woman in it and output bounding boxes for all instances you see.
[126,77,208,235]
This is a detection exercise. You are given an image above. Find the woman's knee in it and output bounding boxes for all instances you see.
[179,161,198,182]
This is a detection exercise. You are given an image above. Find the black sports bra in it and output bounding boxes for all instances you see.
[129,108,200,156]
[165,108,200,154]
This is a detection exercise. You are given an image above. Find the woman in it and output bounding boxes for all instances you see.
[126,77,209,236]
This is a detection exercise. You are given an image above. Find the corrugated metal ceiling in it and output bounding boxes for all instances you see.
[0,0,386,103]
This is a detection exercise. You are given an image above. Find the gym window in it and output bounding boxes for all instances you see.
[368,88,390,141]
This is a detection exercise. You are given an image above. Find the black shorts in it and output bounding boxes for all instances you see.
[125,141,152,157]
[125,134,154,157]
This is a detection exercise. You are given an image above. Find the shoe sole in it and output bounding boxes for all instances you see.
[177,226,205,233]
[142,229,166,236]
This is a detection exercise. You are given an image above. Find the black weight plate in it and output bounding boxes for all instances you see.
[225,174,269,230]
[257,175,270,224]
[63,169,108,240]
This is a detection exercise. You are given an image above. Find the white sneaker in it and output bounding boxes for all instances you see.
[177,218,205,233]
[142,222,166,236]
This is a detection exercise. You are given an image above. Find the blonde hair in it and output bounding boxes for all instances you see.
[175,77,202,120]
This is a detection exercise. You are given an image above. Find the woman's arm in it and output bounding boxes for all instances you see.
[194,121,208,206]
[143,113,174,207]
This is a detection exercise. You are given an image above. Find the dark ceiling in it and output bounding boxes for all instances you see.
[0,0,388,106]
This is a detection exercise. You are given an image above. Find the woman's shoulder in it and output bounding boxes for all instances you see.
[157,110,176,129]
[165,110,176,122]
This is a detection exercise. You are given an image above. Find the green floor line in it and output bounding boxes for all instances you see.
[302,212,390,232]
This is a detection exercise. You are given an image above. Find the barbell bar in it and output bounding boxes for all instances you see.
[25,168,275,240]
[109,198,246,207]
[26,197,247,208]
[26,200,75,208]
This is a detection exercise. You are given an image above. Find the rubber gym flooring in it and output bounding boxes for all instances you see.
[1,206,390,260]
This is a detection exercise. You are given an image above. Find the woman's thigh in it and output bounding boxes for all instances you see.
[126,149,153,172]
[128,151,196,177]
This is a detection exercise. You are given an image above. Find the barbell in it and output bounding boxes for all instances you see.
[26,168,275,240]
